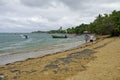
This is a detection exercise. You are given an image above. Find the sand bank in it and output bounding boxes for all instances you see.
[0,36,120,80]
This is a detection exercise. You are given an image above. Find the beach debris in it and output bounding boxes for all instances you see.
[67,49,96,58]
[22,70,36,74]
[45,64,58,69]
[42,64,59,72]
[57,58,72,64]
[0,74,6,80]
[10,69,21,74]
[13,76,20,80]
[93,41,112,49]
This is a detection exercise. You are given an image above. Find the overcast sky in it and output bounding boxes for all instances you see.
[0,0,120,33]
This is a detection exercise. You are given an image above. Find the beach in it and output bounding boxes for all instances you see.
[0,36,120,80]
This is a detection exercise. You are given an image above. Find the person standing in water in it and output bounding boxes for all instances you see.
[24,35,29,39]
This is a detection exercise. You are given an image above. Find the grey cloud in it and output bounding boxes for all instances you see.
[20,0,56,8]
[20,0,87,10]
[60,0,120,9]
[0,0,120,32]
[0,0,10,5]
[0,0,4,5]
[20,0,120,10]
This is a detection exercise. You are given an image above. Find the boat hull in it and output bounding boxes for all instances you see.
[52,35,67,38]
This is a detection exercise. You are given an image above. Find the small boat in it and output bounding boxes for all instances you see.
[52,35,67,38]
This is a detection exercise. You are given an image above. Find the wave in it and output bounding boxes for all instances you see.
[0,38,33,51]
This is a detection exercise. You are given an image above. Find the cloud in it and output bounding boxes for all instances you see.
[0,0,5,5]
[0,0,120,32]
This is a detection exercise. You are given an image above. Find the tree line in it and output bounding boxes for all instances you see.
[67,10,120,36]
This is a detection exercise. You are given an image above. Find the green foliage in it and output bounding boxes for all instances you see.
[66,10,120,36]
[67,24,88,34]
[91,10,120,36]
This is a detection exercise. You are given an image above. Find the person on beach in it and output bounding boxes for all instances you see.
[84,34,90,43]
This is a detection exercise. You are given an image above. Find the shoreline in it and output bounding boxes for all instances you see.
[0,36,119,80]
[0,40,85,66]
[0,41,86,66]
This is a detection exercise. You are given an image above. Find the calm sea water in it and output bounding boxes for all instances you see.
[0,33,85,65]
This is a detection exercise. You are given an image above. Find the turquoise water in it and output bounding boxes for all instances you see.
[0,33,85,65]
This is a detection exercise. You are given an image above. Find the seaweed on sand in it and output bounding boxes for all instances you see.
[41,49,96,74]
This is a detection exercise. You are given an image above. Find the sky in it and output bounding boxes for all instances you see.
[0,0,120,33]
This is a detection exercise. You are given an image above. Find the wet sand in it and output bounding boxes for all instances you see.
[0,36,120,80]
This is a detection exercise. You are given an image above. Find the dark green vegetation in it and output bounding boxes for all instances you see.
[67,24,88,34]
[67,10,120,36]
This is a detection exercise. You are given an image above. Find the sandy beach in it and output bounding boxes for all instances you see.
[0,36,120,80]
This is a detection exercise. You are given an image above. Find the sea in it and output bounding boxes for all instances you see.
[0,33,85,65]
